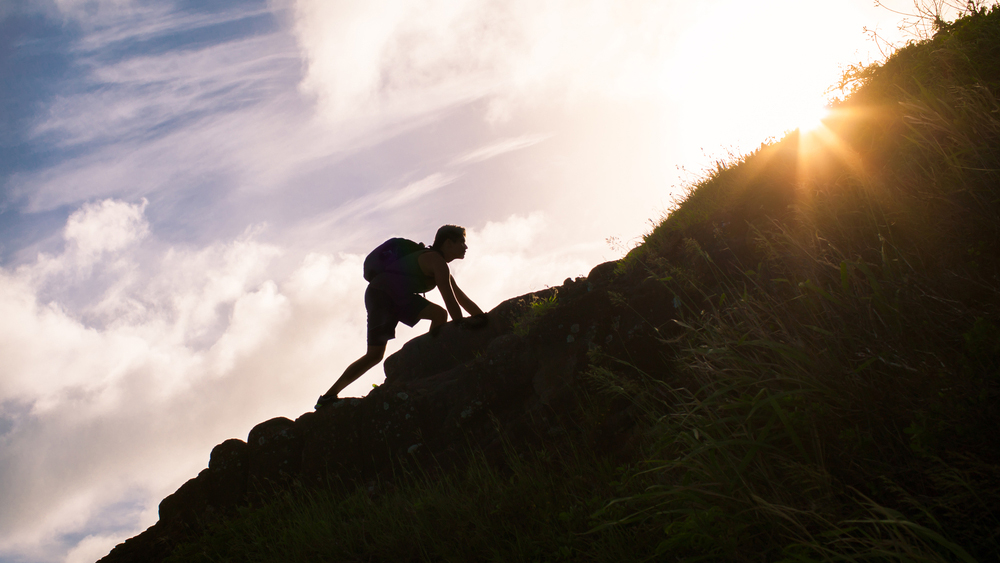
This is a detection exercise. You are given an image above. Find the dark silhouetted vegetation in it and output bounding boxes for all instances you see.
[164,6,1000,562]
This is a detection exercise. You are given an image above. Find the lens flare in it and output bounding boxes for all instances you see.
[793,103,831,133]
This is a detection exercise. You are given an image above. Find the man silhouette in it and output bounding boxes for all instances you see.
[316,225,485,408]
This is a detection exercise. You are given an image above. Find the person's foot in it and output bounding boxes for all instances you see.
[315,394,339,409]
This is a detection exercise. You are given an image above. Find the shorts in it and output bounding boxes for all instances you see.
[365,281,432,346]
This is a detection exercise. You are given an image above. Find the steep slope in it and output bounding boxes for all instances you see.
[98,258,684,562]
[100,7,1000,562]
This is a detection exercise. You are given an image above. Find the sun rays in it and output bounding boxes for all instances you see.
[793,103,832,133]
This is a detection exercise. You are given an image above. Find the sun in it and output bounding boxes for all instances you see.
[791,103,831,133]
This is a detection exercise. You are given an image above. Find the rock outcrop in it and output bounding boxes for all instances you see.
[99,258,681,563]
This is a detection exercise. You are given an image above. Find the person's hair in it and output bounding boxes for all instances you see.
[431,225,466,252]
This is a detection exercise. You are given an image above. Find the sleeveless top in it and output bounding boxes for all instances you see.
[378,249,437,294]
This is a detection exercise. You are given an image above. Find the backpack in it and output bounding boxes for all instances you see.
[363,237,426,282]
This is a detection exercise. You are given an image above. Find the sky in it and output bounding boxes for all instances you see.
[0,0,936,561]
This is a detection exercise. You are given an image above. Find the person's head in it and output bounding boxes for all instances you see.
[431,224,467,261]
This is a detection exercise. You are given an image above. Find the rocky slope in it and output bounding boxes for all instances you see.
[98,255,683,562]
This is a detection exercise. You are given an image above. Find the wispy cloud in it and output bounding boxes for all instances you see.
[34,35,298,149]
[6,1,309,227]
[374,172,458,211]
[450,133,551,165]
[52,0,275,50]
[290,171,459,246]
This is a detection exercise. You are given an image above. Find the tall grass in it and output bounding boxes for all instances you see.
[600,233,997,560]
[162,8,1000,562]
[164,443,660,563]
[598,7,1000,561]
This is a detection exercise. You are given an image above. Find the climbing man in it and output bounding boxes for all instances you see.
[315,224,487,408]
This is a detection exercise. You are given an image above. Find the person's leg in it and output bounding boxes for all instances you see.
[321,344,386,400]
[318,283,394,404]
[417,302,448,334]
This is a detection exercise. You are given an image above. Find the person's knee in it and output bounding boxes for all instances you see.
[365,346,385,362]
[429,306,447,325]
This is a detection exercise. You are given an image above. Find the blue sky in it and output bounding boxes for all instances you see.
[0,0,924,561]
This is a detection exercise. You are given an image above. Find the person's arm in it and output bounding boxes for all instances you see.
[451,276,484,316]
[425,253,464,321]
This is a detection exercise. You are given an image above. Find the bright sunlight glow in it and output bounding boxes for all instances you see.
[793,103,832,132]
[658,0,874,170]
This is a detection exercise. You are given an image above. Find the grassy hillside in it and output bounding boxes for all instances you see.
[164,7,1000,562]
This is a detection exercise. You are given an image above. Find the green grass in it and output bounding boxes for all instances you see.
[512,291,560,336]
[165,6,1000,562]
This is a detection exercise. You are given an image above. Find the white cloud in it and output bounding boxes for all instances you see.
[0,199,345,561]
[291,0,678,123]
[64,533,132,563]
[421,212,602,314]
[64,198,149,264]
[292,0,502,120]
[0,202,608,562]
[468,212,546,255]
